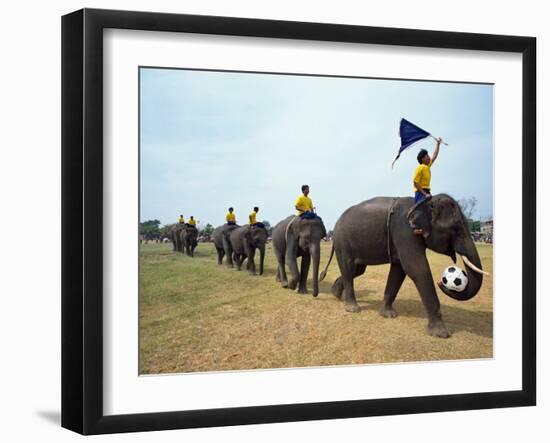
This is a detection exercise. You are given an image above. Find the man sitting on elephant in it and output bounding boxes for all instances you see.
[295,184,321,220]
[226,207,237,225]
[410,138,442,236]
[178,214,185,224]
[187,216,197,228]
[249,207,264,228]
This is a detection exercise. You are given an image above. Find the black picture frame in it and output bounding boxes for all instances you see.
[62,8,536,435]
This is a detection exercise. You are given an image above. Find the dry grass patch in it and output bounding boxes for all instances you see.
[140,241,493,374]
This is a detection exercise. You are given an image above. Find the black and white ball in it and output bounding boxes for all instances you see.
[441,266,468,292]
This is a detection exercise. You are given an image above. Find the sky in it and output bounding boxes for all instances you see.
[140,68,493,231]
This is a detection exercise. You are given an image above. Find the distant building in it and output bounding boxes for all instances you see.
[480,219,493,236]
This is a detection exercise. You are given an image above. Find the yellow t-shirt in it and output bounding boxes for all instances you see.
[188,218,196,226]
[413,161,432,191]
[226,212,236,223]
[249,211,257,225]
[295,194,313,215]
[178,216,185,224]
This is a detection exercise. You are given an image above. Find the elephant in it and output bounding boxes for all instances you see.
[180,225,198,257]
[272,215,327,296]
[320,194,488,338]
[212,224,240,266]
[168,224,186,252]
[228,225,268,275]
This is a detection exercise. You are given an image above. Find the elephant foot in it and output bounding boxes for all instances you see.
[288,278,298,290]
[344,302,360,313]
[380,306,398,318]
[331,278,344,300]
[297,287,308,295]
[427,320,451,338]
[312,289,319,298]
[248,271,256,276]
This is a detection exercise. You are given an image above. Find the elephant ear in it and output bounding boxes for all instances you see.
[430,197,459,231]
[244,226,253,242]
[408,201,432,236]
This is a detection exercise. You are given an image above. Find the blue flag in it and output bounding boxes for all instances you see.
[392,119,431,167]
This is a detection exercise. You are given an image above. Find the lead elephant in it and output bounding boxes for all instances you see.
[212,224,240,266]
[168,224,186,252]
[320,194,487,338]
[272,215,327,296]
[180,225,198,257]
[228,225,268,275]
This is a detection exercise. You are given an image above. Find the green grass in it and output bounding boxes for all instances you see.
[140,241,493,374]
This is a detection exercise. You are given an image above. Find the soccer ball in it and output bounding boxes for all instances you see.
[441,266,468,292]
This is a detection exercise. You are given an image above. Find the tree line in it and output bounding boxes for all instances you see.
[139,219,273,240]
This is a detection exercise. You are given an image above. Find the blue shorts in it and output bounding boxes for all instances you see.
[300,212,322,221]
[415,189,430,204]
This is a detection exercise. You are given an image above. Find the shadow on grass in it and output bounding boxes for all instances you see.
[354,297,493,338]
[314,278,492,339]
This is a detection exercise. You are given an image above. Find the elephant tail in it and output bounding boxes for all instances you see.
[319,244,335,282]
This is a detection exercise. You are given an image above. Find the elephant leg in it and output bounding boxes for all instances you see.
[259,246,265,276]
[273,247,288,287]
[297,253,311,294]
[285,237,300,290]
[217,248,224,265]
[380,263,406,318]
[247,248,256,275]
[331,276,344,299]
[223,237,233,267]
[332,257,366,309]
[401,255,450,338]
[336,253,361,312]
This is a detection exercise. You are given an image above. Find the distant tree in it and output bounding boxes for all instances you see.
[140,219,161,240]
[327,229,334,239]
[458,196,478,220]
[200,223,214,237]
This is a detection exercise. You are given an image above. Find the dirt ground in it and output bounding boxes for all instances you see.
[139,241,493,374]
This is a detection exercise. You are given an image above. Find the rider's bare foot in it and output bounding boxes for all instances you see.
[414,228,424,236]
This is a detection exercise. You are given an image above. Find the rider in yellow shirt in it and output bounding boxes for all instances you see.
[226,207,236,225]
[249,207,265,228]
[178,215,185,224]
[413,138,441,203]
[295,185,316,219]
[187,216,197,227]
[410,138,442,236]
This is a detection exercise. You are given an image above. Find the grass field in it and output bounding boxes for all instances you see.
[139,241,493,374]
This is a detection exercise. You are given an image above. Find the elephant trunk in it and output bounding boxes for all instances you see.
[259,244,265,275]
[438,236,484,301]
[310,243,321,297]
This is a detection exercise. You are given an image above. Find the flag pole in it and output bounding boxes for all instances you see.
[430,134,449,146]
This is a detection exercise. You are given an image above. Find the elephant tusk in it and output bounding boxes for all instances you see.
[461,255,490,276]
